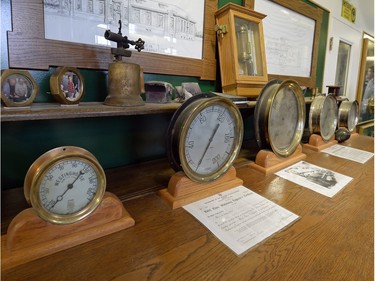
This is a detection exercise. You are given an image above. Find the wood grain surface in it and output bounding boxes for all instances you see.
[1,134,373,281]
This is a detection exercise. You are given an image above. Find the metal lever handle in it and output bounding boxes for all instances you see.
[214,24,228,38]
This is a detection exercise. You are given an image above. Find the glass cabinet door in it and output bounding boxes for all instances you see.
[235,16,264,77]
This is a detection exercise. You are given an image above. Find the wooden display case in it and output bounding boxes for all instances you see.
[215,3,268,97]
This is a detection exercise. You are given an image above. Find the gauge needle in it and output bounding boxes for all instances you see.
[49,170,85,209]
[196,123,220,170]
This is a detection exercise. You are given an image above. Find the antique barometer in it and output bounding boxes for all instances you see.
[24,146,106,224]
[309,94,338,141]
[215,3,268,97]
[254,79,306,158]
[167,93,244,183]
[337,99,359,132]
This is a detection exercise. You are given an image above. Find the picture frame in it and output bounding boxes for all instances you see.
[356,35,374,123]
[1,70,38,107]
[44,1,205,60]
[252,0,325,88]
[7,0,217,80]
[50,67,85,105]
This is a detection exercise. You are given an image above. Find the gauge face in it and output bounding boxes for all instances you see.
[182,102,238,179]
[309,95,338,141]
[347,103,358,131]
[25,146,106,224]
[338,100,359,132]
[255,79,305,157]
[168,95,243,183]
[269,86,299,153]
[320,95,338,141]
[38,159,99,215]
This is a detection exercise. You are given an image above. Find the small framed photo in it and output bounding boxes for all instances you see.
[50,66,85,105]
[1,70,38,107]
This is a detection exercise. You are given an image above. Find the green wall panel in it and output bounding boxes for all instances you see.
[2,114,172,189]
[1,0,328,189]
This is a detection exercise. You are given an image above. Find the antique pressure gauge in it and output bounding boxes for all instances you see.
[254,79,306,158]
[24,146,106,224]
[167,93,244,183]
[50,67,85,105]
[309,94,338,141]
[337,99,359,132]
[215,3,268,97]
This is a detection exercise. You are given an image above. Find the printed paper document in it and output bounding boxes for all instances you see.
[275,161,353,197]
[183,185,299,255]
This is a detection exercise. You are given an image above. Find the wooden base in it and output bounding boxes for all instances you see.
[159,166,243,209]
[1,192,135,270]
[303,134,338,152]
[222,82,265,98]
[248,145,306,174]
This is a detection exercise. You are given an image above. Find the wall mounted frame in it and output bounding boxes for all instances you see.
[356,34,374,122]
[252,0,325,88]
[7,0,217,80]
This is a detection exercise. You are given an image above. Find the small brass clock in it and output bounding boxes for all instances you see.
[254,79,306,157]
[24,146,106,224]
[50,67,85,105]
[309,94,338,141]
[167,93,244,183]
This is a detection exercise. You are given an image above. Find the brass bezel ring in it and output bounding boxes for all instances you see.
[268,80,306,157]
[338,100,359,132]
[178,97,244,183]
[24,146,106,224]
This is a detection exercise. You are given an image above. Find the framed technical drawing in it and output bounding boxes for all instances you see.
[7,0,217,80]
[44,0,204,60]
[253,0,324,88]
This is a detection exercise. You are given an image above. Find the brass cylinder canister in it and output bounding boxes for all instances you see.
[104,62,144,106]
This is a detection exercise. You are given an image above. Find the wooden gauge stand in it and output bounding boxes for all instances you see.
[249,145,306,175]
[159,166,243,209]
[1,192,135,270]
[303,134,338,152]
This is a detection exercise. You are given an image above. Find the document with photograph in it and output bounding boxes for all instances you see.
[322,144,374,164]
[183,185,299,255]
[275,161,353,197]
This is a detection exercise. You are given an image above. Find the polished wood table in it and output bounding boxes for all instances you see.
[1,135,373,281]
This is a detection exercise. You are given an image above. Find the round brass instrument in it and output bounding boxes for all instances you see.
[254,79,306,157]
[309,95,338,141]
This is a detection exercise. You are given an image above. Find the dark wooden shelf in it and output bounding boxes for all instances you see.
[0,98,311,122]
[1,102,183,122]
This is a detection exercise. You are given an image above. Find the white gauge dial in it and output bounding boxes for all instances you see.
[183,103,236,176]
[167,94,243,183]
[25,146,106,224]
[39,159,98,215]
